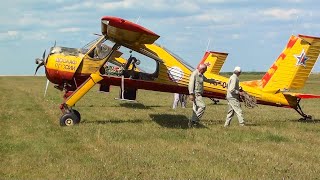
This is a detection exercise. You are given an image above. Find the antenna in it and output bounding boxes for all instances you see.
[291,15,299,35]
[205,38,211,52]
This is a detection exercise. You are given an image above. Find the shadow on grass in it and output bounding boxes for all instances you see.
[243,122,259,126]
[204,120,259,127]
[290,119,320,123]
[207,103,225,106]
[149,114,207,129]
[119,102,151,109]
[81,119,143,124]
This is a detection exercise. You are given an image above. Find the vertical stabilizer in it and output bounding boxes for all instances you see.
[197,51,228,74]
[261,34,320,92]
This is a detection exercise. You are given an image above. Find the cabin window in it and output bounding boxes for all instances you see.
[121,46,158,79]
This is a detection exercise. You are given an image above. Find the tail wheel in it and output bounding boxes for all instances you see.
[60,113,80,126]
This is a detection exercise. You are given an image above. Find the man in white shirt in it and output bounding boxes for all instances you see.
[224,66,245,127]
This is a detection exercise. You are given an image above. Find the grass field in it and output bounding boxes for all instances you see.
[1,74,320,179]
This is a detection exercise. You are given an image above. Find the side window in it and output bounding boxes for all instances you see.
[118,46,157,74]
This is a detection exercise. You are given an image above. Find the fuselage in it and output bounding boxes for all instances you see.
[43,36,297,109]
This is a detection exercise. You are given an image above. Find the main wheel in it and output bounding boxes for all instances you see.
[60,113,80,126]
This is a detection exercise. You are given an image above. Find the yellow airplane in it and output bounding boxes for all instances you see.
[202,34,320,120]
[35,16,320,126]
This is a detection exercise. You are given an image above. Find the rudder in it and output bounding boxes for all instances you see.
[261,34,320,92]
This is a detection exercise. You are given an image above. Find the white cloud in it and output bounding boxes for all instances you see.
[7,31,19,37]
[231,34,240,39]
[18,13,40,26]
[25,31,49,40]
[98,0,199,13]
[261,8,301,20]
[282,0,303,2]
[172,2,200,12]
[0,30,19,41]
[58,27,81,33]
[62,1,95,11]
[99,2,122,10]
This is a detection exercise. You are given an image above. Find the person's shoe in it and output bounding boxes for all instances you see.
[224,124,229,128]
[193,121,200,127]
[239,123,245,126]
[188,120,198,128]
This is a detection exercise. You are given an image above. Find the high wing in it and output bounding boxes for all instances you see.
[101,16,160,45]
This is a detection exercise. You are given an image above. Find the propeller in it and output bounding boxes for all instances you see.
[35,41,57,97]
[34,49,46,75]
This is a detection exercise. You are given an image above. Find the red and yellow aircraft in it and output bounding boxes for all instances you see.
[35,16,320,126]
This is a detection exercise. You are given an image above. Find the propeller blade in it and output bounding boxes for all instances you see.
[34,61,44,75]
[42,49,46,60]
[44,79,50,97]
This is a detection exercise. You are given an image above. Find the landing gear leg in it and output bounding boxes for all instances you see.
[294,99,313,121]
[210,98,219,104]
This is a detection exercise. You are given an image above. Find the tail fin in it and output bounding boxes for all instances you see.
[197,51,228,74]
[259,34,320,92]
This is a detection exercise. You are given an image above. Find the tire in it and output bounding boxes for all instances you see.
[60,113,80,126]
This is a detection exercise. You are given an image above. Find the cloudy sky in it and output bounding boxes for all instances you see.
[1,0,320,75]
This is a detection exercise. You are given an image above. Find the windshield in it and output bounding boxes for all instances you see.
[155,43,195,71]
[80,36,101,54]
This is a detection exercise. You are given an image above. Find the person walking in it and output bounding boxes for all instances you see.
[224,66,245,127]
[188,64,220,127]
[172,93,187,109]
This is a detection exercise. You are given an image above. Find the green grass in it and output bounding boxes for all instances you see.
[1,74,320,179]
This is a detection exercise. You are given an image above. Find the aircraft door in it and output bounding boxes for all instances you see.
[119,87,137,100]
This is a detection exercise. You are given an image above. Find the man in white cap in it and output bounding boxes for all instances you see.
[188,63,220,128]
[224,66,245,127]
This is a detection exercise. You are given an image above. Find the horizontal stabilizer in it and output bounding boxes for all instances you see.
[283,92,320,99]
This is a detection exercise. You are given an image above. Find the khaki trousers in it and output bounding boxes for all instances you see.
[191,94,206,122]
[225,98,245,126]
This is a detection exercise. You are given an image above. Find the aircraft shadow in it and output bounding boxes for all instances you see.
[149,114,207,129]
[118,103,164,109]
[119,102,151,109]
[290,119,320,123]
[81,119,143,124]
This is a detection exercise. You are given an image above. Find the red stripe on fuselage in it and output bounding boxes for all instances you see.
[99,75,227,99]
[46,68,75,84]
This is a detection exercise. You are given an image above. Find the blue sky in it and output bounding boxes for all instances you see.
[1,0,320,75]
